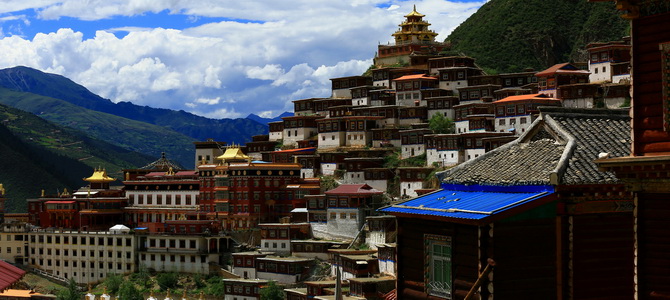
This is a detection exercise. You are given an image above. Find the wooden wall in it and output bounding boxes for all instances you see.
[396,218,478,300]
[571,213,634,299]
[632,13,670,155]
[637,193,670,299]
[492,218,557,299]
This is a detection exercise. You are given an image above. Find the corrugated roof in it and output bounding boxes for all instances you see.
[381,185,553,220]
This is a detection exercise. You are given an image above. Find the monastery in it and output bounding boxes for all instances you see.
[1,2,668,300]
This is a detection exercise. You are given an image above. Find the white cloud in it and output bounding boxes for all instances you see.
[0,0,485,118]
[195,97,221,105]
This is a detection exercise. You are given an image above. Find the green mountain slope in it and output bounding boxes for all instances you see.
[0,103,153,212]
[0,87,195,167]
[0,66,268,145]
[445,0,628,73]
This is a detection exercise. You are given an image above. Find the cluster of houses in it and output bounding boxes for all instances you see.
[2,2,669,300]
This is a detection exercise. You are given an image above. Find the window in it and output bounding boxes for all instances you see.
[499,119,505,126]
[425,235,452,298]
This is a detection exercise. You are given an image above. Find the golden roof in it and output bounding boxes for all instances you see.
[83,168,116,183]
[216,147,251,162]
[405,5,425,17]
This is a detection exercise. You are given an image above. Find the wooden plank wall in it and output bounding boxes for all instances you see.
[632,13,670,155]
[396,218,479,300]
[572,213,634,299]
[637,193,670,298]
[492,218,556,299]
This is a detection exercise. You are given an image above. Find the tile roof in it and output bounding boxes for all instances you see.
[439,138,564,186]
[544,108,630,184]
[0,260,26,291]
[437,107,630,186]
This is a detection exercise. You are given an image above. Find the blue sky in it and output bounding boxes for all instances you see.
[0,0,486,119]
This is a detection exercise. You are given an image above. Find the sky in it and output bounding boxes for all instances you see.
[0,0,486,119]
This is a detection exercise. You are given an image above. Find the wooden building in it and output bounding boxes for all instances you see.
[536,63,590,98]
[592,1,670,298]
[331,76,373,99]
[393,74,438,107]
[223,278,268,300]
[382,107,633,299]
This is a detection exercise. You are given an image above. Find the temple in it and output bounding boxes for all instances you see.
[374,5,446,67]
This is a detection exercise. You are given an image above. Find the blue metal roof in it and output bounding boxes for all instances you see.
[381,184,554,220]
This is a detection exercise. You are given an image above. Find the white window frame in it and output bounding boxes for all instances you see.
[425,234,452,299]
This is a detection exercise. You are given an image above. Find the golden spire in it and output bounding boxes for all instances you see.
[84,168,116,183]
[405,4,425,17]
[0,183,4,196]
[41,189,45,197]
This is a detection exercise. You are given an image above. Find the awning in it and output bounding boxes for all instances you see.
[45,201,76,204]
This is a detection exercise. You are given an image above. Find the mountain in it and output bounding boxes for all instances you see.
[0,86,196,167]
[0,103,154,213]
[0,66,268,151]
[246,111,294,125]
[445,0,629,74]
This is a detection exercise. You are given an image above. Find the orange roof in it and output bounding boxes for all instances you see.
[495,93,560,103]
[535,63,590,77]
[0,289,44,298]
[393,74,436,81]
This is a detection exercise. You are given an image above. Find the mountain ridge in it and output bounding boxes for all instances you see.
[0,66,268,146]
[445,0,628,74]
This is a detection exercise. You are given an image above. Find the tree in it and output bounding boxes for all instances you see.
[319,175,339,193]
[429,113,455,134]
[156,273,178,291]
[260,281,285,300]
[206,276,226,297]
[56,279,82,300]
[118,282,143,300]
[105,273,123,295]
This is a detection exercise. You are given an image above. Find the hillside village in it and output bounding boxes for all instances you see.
[1,1,669,300]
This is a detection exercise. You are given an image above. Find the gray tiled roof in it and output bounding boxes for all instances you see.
[438,108,630,186]
[440,137,564,186]
[548,109,630,184]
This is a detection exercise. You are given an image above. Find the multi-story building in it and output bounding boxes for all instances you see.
[493,93,561,135]
[136,233,222,274]
[437,66,484,92]
[268,121,284,142]
[0,221,29,265]
[256,256,314,284]
[223,279,269,300]
[586,38,631,83]
[371,67,424,89]
[213,157,319,231]
[231,251,274,279]
[374,6,446,67]
[323,184,385,239]
[194,139,225,166]
[330,76,372,99]
[259,223,311,254]
[281,115,323,147]
[397,167,434,198]
[393,74,438,106]
[28,169,126,231]
[28,229,136,284]
[400,128,431,159]
[123,169,200,233]
[536,63,590,98]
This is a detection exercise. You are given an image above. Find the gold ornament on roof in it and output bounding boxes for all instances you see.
[83,167,116,183]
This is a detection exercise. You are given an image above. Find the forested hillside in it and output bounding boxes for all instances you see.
[445,0,628,73]
[0,103,154,212]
